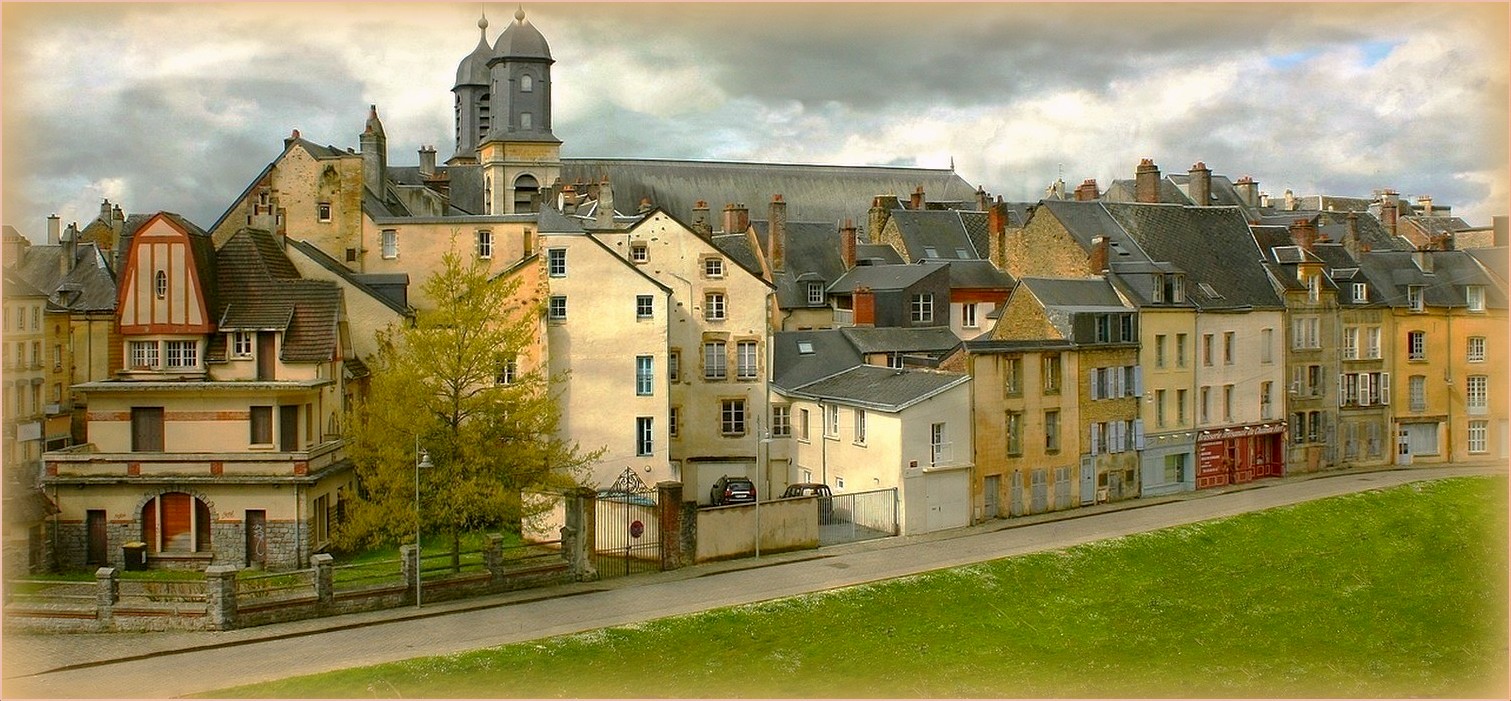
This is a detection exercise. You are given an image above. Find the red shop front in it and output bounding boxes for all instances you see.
[1195,423,1285,489]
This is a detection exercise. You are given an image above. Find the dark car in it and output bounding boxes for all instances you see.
[710,475,756,506]
[781,482,834,523]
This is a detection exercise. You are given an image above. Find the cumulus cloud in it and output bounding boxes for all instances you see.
[2,2,1506,236]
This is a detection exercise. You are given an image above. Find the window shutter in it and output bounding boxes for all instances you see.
[1133,366,1143,397]
[1109,421,1123,453]
[1113,367,1124,398]
[1358,373,1370,407]
[1090,423,1101,456]
[1378,373,1389,403]
[1338,374,1347,407]
[1134,419,1146,450]
[1090,370,1101,400]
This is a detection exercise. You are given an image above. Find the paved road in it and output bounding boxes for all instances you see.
[3,464,1501,699]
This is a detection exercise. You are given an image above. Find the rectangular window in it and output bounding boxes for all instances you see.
[1006,411,1022,456]
[548,295,567,321]
[736,340,758,380]
[1467,285,1485,312]
[930,422,947,466]
[1223,332,1235,364]
[1261,328,1273,363]
[1156,388,1167,427]
[317,202,332,222]
[807,282,824,305]
[1260,381,1273,419]
[630,242,649,263]
[1155,334,1166,368]
[1175,333,1187,367]
[1042,354,1061,394]
[962,303,978,328]
[669,407,680,438]
[129,341,159,369]
[381,229,398,259]
[854,409,867,444]
[635,355,653,396]
[1352,282,1368,303]
[824,404,839,437]
[496,355,517,385]
[1223,384,1234,422]
[547,248,567,277]
[232,332,253,358]
[1341,372,1359,406]
[1176,388,1188,425]
[1407,285,1424,312]
[910,294,934,323]
[250,406,273,445]
[1467,375,1488,415]
[1044,410,1060,452]
[704,258,725,278]
[131,407,165,452]
[636,295,654,319]
[1468,420,1488,453]
[636,417,653,456]
[165,340,197,369]
[704,292,726,321]
[1366,327,1382,359]
[703,341,726,380]
[1005,356,1022,396]
[1409,375,1427,412]
[721,399,746,436]
[53,344,62,370]
[771,405,791,437]
[1200,386,1211,424]
[1407,331,1425,361]
[1308,411,1321,443]
[1467,336,1485,363]
[1342,327,1359,360]
[799,408,810,441]
[1292,412,1306,444]
[668,349,681,383]
[1202,334,1214,366]
[476,230,493,259]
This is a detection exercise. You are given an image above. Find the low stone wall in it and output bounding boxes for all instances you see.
[694,498,820,562]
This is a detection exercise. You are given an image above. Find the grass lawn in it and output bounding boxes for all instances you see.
[207,475,1508,698]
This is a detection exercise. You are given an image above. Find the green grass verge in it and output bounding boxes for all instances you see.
[207,476,1509,698]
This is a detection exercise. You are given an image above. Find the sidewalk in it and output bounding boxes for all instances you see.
[3,462,1503,697]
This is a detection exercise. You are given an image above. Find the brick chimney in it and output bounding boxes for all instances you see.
[1379,190,1399,235]
[1135,159,1161,203]
[767,196,787,271]
[47,214,61,245]
[853,286,876,327]
[989,196,1009,270]
[60,219,76,277]
[721,202,750,235]
[418,145,436,178]
[692,200,711,236]
[910,185,925,210]
[975,185,990,212]
[284,128,301,149]
[1234,176,1259,208]
[1074,179,1099,202]
[595,178,615,229]
[1288,218,1319,252]
[840,218,857,270]
[1188,162,1212,206]
[1343,211,1361,259]
[1417,195,1433,216]
[560,184,578,215]
[1089,236,1110,273]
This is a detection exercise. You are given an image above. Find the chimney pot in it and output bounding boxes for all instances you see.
[1135,159,1161,203]
[910,186,925,210]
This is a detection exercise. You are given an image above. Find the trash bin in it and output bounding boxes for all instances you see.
[122,542,147,571]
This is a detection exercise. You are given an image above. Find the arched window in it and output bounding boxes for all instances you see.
[514,174,540,214]
[520,74,533,92]
[141,492,211,553]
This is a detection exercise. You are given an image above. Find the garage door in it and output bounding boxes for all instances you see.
[1402,422,1439,456]
[922,469,970,533]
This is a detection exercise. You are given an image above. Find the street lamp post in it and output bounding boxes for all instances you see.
[415,441,432,608]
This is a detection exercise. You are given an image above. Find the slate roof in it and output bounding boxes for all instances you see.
[559,158,980,235]
[215,229,343,362]
[1020,276,1128,311]
[1258,210,1412,252]
[752,220,850,308]
[854,243,904,266]
[1401,215,1472,238]
[782,364,969,413]
[1355,250,1508,310]
[1101,203,1284,310]
[6,241,118,314]
[1466,247,1508,285]
[286,238,413,316]
[710,233,764,275]
[828,261,948,294]
[943,259,1014,289]
[838,326,961,355]
[771,329,864,391]
[888,209,982,260]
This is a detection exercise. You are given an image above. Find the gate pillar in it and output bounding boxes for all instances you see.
[656,481,685,570]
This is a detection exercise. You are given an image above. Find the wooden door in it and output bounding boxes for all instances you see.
[257,332,275,380]
[279,405,299,451]
[86,510,107,565]
[130,407,164,452]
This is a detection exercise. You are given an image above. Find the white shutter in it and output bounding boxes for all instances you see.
[1090,423,1101,456]
[1338,374,1347,407]
[1112,368,1123,399]
[1378,373,1390,404]
[1358,373,1371,407]
[1111,421,1123,453]
[1090,370,1101,400]
[1133,366,1144,397]
[1134,419,1146,450]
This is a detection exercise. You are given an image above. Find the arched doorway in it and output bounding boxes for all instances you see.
[141,492,211,553]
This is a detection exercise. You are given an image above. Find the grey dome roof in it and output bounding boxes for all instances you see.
[455,14,492,87]
[493,8,551,60]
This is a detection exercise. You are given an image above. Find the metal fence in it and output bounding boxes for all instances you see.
[819,487,898,546]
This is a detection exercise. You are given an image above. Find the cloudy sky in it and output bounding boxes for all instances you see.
[3,2,1507,239]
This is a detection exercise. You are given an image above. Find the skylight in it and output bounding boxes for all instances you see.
[955,248,970,259]
[1197,282,1223,299]
[797,341,814,355]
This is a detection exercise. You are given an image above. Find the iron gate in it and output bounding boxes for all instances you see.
[594,468,663,578]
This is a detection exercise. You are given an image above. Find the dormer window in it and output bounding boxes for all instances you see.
[1353,282,1368,303]
[1162,274,1185,303]
[231,332,253,358]
[520,74,533,92]
[154,270,168,299]
[1407,285,1424,312]
[1306,274,1320,302]
[806,282,824,305]
[1467,285,1485,312]
[1151,273,1164,303]
[630,242,648,263]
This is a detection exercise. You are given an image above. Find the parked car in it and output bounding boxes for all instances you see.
[781,482,834,523]
[709,475,756,506]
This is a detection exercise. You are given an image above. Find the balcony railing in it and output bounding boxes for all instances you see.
[43,440,347,481]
